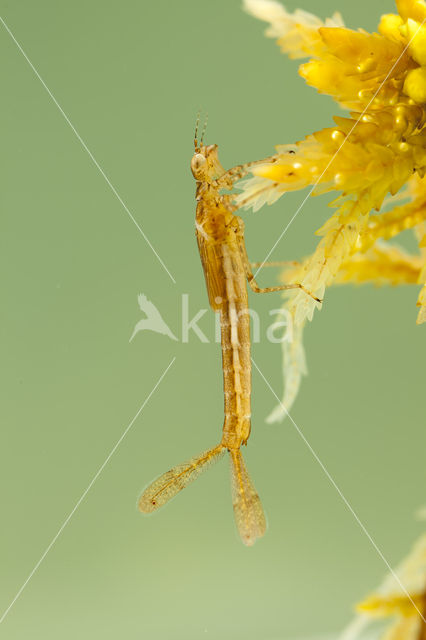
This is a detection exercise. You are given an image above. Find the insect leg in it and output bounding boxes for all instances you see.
[237,226,322,303]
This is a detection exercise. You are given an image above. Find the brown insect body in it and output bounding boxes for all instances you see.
[139,137,320,546]
[194,146,252,451]
[193,146,267,545]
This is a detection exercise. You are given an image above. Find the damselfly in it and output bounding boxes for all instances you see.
[139,123,320,545]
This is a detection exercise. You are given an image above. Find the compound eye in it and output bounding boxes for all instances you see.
[191,153,207,176]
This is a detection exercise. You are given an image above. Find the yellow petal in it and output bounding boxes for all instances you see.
[396,0,426,22]
[403,66,426,102]
[406,18,426,65]
[379,13,405,43]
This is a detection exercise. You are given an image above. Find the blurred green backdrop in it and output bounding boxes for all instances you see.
[0,0,425,638]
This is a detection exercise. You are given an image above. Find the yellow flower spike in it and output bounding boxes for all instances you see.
[240,0,426,416]
[345,533,426,638]
[406,18,426,65]
[300,28,407,109]
[243,0,344,59]
[396,0,426,22]
[251,159,319,189]
[357,198,426,252]
[335,244,423,286]
[379,13,405,43]
[357,592,423,617]
[404,66,426,103]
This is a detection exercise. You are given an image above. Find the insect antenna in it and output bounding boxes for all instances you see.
[194,111,201,152]
[200,112,208,146]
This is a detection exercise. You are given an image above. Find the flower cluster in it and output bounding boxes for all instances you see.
[341,531,426,639]
[238,0,426,419]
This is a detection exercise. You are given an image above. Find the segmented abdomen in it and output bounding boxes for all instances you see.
[220,243,251,450]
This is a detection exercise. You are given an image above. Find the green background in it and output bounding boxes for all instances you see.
[0,0,424,638]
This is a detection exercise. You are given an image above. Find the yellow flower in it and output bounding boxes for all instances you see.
[243,0,344,59]
[238,0,426,416]
[338,533,426,640]
[396,0,426,22]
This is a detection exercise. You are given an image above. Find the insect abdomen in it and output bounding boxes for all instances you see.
[220,245,252,449]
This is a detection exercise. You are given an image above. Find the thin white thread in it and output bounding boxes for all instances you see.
[251,356,426,624]
[254,19,426,277]
[0,16,176,284]
[0,358,176,624]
